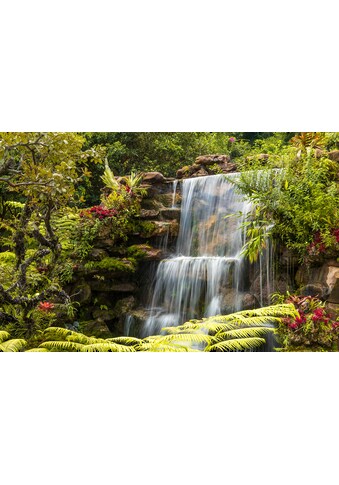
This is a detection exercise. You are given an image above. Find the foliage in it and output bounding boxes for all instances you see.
[233,139,339,261]
[273,293,339,351]
[0,304,296,352]
[0,133,104,339]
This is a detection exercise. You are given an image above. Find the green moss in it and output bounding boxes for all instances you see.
[0,251,16,264]
[138,221,156,237]
[127,244,152,259]
[84,257,136,273]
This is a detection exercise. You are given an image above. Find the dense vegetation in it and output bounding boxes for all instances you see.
[1,131,339,352]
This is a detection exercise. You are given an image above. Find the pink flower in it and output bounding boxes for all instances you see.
[229,137,236,143]
[38,302,55,312]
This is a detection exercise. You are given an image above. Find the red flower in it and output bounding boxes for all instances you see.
[38,302,55,312]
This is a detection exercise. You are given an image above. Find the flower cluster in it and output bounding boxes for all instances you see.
[38,302,55,312]
[278,294,339,351]
[307,228,339,255]
[80,205,118,220]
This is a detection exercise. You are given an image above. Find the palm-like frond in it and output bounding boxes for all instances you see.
[215,326,274,341]
[0,331,11,343]
[26,348,50,352]
[205,337,266,352]
[0,339,27,352]
[101,160,120,190]
[156,333,213,345]
[107,337,143,346]
[81,342,136,352]
[39,341,84,352]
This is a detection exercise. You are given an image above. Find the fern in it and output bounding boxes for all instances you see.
[39,341,84,352]
[81,342,136,352]
[0,339,27,352]
[205,338,266,352]
[0,331,11,344]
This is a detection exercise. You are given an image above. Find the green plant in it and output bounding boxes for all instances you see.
[26,304,297,352]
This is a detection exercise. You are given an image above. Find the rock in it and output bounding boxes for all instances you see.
[299,283,329,299]
[327,279,339,304]
[258,154,269,160]
[80,319,112,338]
[90,279,137,292]
[142,172,165,184]
[329,150,339,162]
[92,308,116,321]
[71,279,92,304]
[219,162,237,173]
[195,155,230,166]
[139,209,160,219]
[315,148,324,158]
[159,208,181,221]
[88,248,109,261]
[191,168,209,177]
[242,293,260,310]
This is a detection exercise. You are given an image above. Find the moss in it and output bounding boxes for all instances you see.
[127,244,152,259]
[84,257,137,273]
[0,251,16,264]
[138,221,157,237]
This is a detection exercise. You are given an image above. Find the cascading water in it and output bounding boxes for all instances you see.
[142,174,253,336]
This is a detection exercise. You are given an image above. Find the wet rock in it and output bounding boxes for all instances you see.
[92,308,116,321]
[191,168,209,177]
[142,172,166,184]
[159,208,181,221]
[81,319,112,338]
[69,278,92,304]
[242,293,260,310]
[327,279,339,304]
[90,279,137,292]
[329,150,339,162]
[88,248,109,261]
[195,155,231,166]
[299,283,329,299]
[139,209,160,219]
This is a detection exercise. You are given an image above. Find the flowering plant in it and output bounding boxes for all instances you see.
[276,294,339,351]
[38,302,55,312]
[80,205,118,220]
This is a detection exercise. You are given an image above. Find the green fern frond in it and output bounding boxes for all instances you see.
[81,343,136,352]
[26,348,50,352]
[156,333,212,345]
[66,334,105,345]
[0,331,11,343]
[215,327,274,341]
[107,337,143,346]
[0,339,27,352]
[205,337,266,352]
[39,341,84,352]
[135,342,196,352]
[43,327,72,341]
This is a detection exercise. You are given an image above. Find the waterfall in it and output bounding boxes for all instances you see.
[142,174,253,336]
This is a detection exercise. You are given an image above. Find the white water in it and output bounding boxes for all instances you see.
[143,174,253,336]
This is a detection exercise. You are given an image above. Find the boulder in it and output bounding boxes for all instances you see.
[195,155,231,166]
[80,319,112,338]
[142,172,166,184]
[88,248,109,261]
[191,168,209,178]
[329,150,339,162]
[71,279,92,304]
[139,209,160,219]
[299,283,329,299]
[159,208,181,221]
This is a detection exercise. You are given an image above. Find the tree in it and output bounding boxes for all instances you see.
[0,132,104,339]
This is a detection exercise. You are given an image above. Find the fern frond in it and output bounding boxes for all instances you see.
[215,327,274,341]
[43,327,72,341]
[81,343,136,352]
[155,333,212,345]
[0,339,27,352]
[66,334,105,345]
[0,331,11,343]
[136,342,197,352]
[205,337,266,352]
[39,341,84,352]
[26,348,50,352]
[107,337,143,346]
